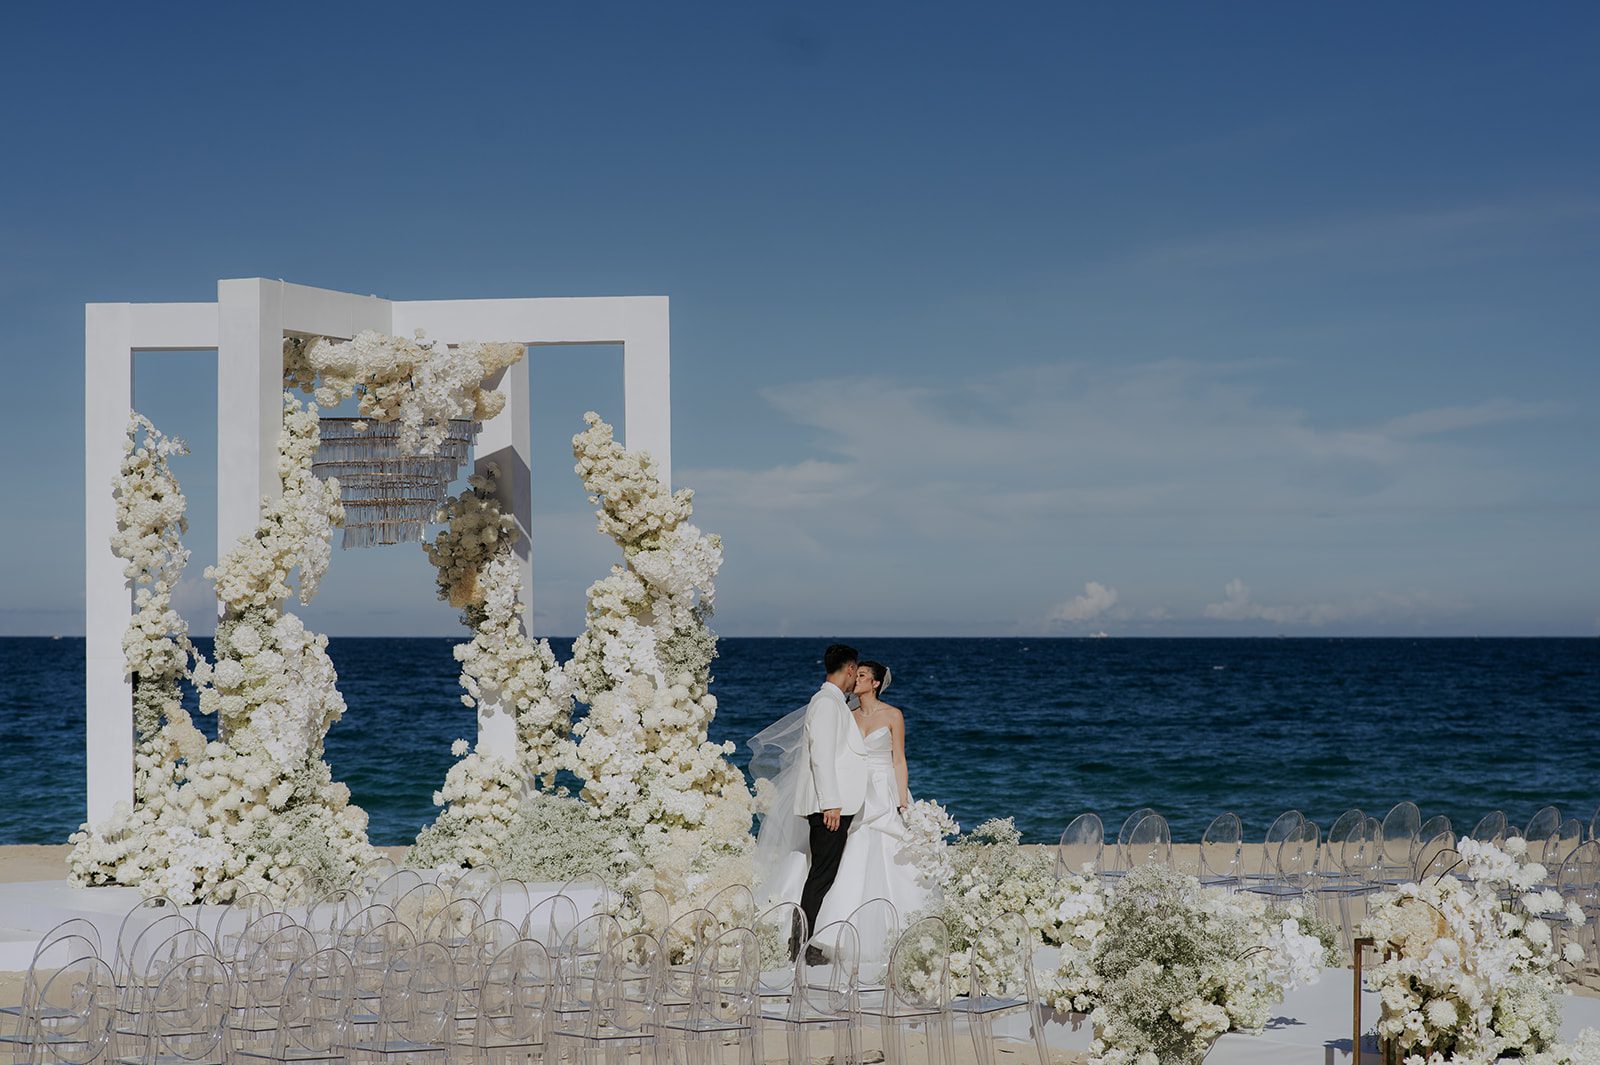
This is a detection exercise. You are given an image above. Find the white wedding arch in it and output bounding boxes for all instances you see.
[83,278,672,825]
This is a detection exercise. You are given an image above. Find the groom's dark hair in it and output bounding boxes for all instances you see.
[823,643,859,675]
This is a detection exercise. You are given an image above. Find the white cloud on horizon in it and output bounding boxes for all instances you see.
[1202,578,1462,628]
[1048,581,1119,623]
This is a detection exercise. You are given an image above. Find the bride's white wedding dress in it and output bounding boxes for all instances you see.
[812,724,930,957]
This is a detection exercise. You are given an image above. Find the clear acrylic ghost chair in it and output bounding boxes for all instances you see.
[113,899,188,986]
[117,953,232,1065]
[1124,812,1173,870]
[347,942,456,1065]
[1317,810,1365,883]
[337,905,398,953]
[490,878,532,929]
[1414,819,1457,879]
[392,883,452,936]
[235,947,353,1065]
[0,954,116,1065]
[1198,813,1244,889]
[621,889,671,939]
[1469,811,1507,844]
[1377,803,1421,885]
[854,916,952,1065]
[843,899,901,988]
[946,911,1049,1065]
[347,920,419,1034]
[1590,804,1600,843]
[1524,806,1562,847]
[1101,808,1158,880]
[1245,811,1306,883]
[1417,846,1463,883]
[231,925,318,1050]
[557,867,616,918]
[703,883,757,934]
[548,932,665,1065]
[752,903,807,1003]
[450,866,500,904]
[370,870,423,909]
[423,898,486,955]
[305,888,362,947]
[227,911,304,969]
[1555,841,1600,978]
[454,938,554,1065]
[113,919,212,1041]
[1417,815,1453,852]
[0,920,104,1037]
[1247,821,1317,901]
[210,892,273,962]
[1544,818,1586,872]
[520,894,580,949]
[659,926,762,1065]
[1054,813,1104,879]
[762,918,857,1065]
[552,913,625,1025]
[357,856,399,895]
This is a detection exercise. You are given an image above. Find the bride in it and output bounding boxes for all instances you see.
[811,660,929,953]
[750,658,931,961]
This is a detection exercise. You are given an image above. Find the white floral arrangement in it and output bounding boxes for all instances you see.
[68,416,205,886]
[1360,837,1587,1064]
[70,397,374,904]
[410,466,576,868]
[1078,863,1323,1065]
[907,817,1077,998]
[284,330,524,456]
[900,799,959,887]
[562,413,754,916]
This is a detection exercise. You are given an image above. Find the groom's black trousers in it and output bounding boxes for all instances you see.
[800,811,854,941]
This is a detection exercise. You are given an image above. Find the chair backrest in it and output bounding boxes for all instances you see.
[478,939,553,1047]
[1260,810,1305,875]
[1417,815,1453,853]
[358,855,399,893]
[143,953,231,1064]
[754,902,806,996]
[1199,812,1243,882]
[1469,810,1507,843]
[372,868,424,905]
[846,898,901,967]
[25,921,103,1003]
[1055,812,1104,878]
[966,911,1038,1002]
[1379,802,1421,868]
[450,865,500,904]
[623,888,672,936]
[521,893,580,946]
[586,933,663,1037]
[1126,812,1172,869]
[1557,840,1600,906]
[304,887,361,945]
[379,942,455,1045]
[1274,820,1317,885]
[423,896,486,945]
[493,878,533,926]
[120,913,202,983]
[686,926,760,1029]
[1589,804,1599,843]
[30,955,117,1065]
[661,907,718,967]
[1322,810,1364,876]
[393,882,451,933]
[338,903,397,947]
[238,924,317,999]
[1340,818,1380,883]
[275,948,354,1060]
[559,867,616,914]
[115,897,186,974]
[228,910,300,965]
[1524,805,1562,845]
[794,920,859,1019]
[1545,818,1585,868]
[350,920,418,999]
[703,882,757,930]
[885,916,950,1011]
[1117,808,1158,848]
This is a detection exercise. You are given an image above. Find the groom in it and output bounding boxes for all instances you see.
[796,642,868,953]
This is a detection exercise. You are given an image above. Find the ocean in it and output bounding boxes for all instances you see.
[1,637,1595,847]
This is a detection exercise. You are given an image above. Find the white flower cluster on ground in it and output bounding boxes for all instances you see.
[284,330,523,455]
[562,412,754,914]
[1360,837,1590,1064]
[69,397,374,903]
[1070,864,1324,1065]
[410,466,576,870]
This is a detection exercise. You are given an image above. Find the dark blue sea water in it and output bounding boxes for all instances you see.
[2,638,1595,847]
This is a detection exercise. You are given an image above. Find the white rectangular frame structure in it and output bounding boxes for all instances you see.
[84,279,670,825]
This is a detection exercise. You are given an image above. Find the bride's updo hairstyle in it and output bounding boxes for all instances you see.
[859,660,891,697]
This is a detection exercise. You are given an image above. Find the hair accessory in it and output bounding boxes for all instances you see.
[879,666,892,695]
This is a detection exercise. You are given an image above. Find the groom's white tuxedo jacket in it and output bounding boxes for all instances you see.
[794,681,869,817]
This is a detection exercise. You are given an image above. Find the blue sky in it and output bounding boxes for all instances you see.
[1,3,1596,636]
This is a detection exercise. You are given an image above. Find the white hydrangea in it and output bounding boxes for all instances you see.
[1360,838,1584,1063]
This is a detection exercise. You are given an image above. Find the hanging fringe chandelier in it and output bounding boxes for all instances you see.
[313,417,477,548]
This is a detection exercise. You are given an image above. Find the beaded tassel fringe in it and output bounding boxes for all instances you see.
[312,417,478,548]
